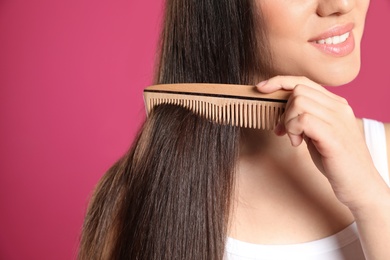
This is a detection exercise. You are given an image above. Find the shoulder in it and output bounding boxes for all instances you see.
[385,123,390,138]
[356,118,364,133]
[385,123,390,178]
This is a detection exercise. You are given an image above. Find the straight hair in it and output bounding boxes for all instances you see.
[78,0,271,259]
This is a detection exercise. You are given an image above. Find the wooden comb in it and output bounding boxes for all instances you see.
[143,83,291,130]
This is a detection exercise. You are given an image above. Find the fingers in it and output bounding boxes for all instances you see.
[256,76,353,151]
[284,88,334,126]
[255,76,379,207]
[275,84,344,138]
[256,75,348,104]
[256,75,322,92]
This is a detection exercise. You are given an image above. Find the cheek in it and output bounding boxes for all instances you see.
[260,0,313,32]
[363,0,370,13]
[359,0,370,32]
[260,1,311,54]
[269,42,309,77]
[265,22,308,76]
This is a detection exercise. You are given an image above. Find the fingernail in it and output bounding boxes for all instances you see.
[274,122,284,136]
[256,80,268,88]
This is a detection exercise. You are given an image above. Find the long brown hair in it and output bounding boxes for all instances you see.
[79,0,271,259]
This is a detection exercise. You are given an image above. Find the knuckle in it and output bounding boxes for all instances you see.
[339,97,349,105]
[298,113,310,124]
[273,75,284,81]
[343,104,355,116]
[293,84,306,93]
[298,76,308,82]
[334,102,354,118]
[292,94,306,107]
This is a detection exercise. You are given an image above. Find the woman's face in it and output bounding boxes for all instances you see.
[258,0,370,86]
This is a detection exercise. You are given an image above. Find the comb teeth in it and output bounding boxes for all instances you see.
[145,95,285,130]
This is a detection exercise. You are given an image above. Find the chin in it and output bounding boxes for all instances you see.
[310,61,361,87]
[320,72,359,87]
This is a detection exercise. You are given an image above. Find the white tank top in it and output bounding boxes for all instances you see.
[225,118,389,260]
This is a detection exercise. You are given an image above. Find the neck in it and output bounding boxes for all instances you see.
[229,128,354,244]
[239,128,305,161]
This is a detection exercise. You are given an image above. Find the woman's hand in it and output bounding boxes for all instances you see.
[256,76,388,212]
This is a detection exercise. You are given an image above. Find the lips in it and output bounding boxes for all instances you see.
[309,23,355,57]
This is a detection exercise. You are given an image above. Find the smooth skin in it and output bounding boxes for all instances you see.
[258,0,369,86]
[229,0,390,259]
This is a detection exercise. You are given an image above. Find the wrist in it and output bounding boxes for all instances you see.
[348,177,390,221]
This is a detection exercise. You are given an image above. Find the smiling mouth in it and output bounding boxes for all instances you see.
[315,32,351,45]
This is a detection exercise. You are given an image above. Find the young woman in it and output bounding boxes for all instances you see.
[79,0,390,259]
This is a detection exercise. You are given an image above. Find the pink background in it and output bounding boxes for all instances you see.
[0,1,389,259]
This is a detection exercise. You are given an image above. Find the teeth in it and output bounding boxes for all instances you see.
[316,32,350,45]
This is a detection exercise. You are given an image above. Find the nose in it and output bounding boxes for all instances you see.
[317,0,355,17]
